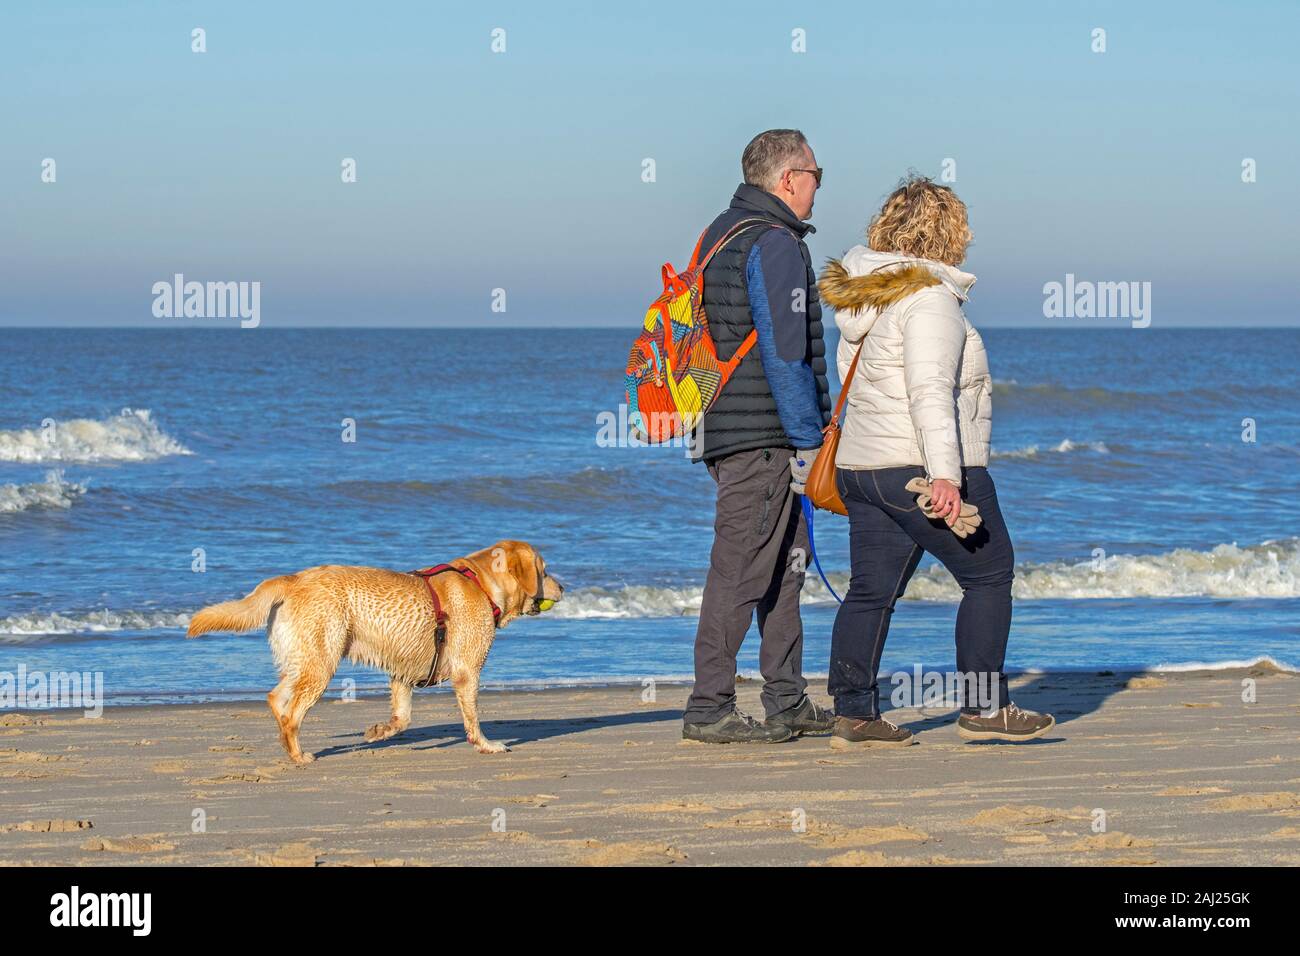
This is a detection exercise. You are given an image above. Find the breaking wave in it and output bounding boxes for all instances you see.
[902,538,1300,601]
[0,470,87,513]
[991,439,1111,460]
[6,539,1294,639]
[0,610,191,643]
[549,538,1300,617]
[1150,655,1298,674]
[0,409,191,463]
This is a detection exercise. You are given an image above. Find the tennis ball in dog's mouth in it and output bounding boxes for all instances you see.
[537,599,555,611]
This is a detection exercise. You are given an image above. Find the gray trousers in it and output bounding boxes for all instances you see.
[684,446,810,724]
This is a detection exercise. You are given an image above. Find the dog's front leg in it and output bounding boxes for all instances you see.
[365,678,412,743]
[452,668,508,754]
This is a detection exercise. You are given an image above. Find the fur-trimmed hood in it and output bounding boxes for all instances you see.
[818,246,977,342]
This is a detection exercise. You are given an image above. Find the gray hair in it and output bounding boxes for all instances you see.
[742,129,809,191]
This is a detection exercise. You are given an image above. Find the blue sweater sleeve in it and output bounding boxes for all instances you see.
[745,232,825,449]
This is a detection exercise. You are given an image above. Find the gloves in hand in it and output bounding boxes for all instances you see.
[789,448,820,495]
[904,476,983,538]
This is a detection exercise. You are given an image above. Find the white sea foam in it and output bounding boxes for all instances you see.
[0,409,191,463]
[6,540,1295,640]
[548,583,705,619]
[0,470,87,513]
[549,538,1300,617]
[991,438,1110,460]
[0,609,191,641]
[1149,655,1298,674]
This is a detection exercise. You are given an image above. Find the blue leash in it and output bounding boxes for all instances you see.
[799,494,843,604]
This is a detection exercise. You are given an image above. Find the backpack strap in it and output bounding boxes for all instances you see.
[690,216,781,271]
[685,228,710,273]
[694,217,789,373]
[722,329,759,375]
[659,219,771,373]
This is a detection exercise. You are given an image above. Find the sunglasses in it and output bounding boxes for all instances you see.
[789,167,823,186]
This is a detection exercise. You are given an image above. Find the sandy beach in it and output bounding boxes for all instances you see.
[2,665,1298,867]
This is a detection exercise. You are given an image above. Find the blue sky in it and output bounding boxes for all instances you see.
[3,0,1297,327]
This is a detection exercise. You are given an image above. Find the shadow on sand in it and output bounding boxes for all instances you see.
[318,707,682,757]
[317,670,1141,757]
[887,669,1136,745]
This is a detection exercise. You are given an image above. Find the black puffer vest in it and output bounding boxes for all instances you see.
[693,184,832,462]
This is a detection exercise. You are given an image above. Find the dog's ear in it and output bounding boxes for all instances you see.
[507,541,542,606]
[485,540,532,619]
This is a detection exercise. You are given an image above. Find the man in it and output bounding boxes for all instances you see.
[682,129,835,744]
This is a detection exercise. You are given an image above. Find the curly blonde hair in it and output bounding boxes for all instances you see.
[866,174,971,266]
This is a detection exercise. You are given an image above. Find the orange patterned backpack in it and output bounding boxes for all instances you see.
[624,218,780,443]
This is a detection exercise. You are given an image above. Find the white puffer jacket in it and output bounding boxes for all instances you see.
[818,246,990,483]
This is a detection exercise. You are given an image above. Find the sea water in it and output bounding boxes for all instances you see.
[1,327,1296,704]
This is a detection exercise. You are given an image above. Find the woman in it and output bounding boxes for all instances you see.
[816,175,1053,748]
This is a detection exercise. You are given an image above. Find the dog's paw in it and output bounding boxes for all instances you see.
[364,722,394,743]
[291,751,316,765]
[474,740,511,754]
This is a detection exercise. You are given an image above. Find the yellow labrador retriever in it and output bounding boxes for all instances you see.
[187,540,563,763]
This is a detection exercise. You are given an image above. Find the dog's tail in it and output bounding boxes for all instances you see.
[187,574,297,637]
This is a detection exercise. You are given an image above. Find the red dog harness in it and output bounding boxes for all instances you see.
[409,563,503,687]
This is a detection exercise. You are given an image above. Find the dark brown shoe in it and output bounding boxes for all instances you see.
[829,715,915,749]
[957,702,1055,742]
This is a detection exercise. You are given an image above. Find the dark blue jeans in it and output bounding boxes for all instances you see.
[829,465,1014,718]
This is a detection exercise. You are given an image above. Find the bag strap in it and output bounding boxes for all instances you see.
[689,217,782,272]
[722,328,758,374]
[826,262,910,429]
[828,339,866,429]
[704,218,793,372]
[666,218,783,372]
